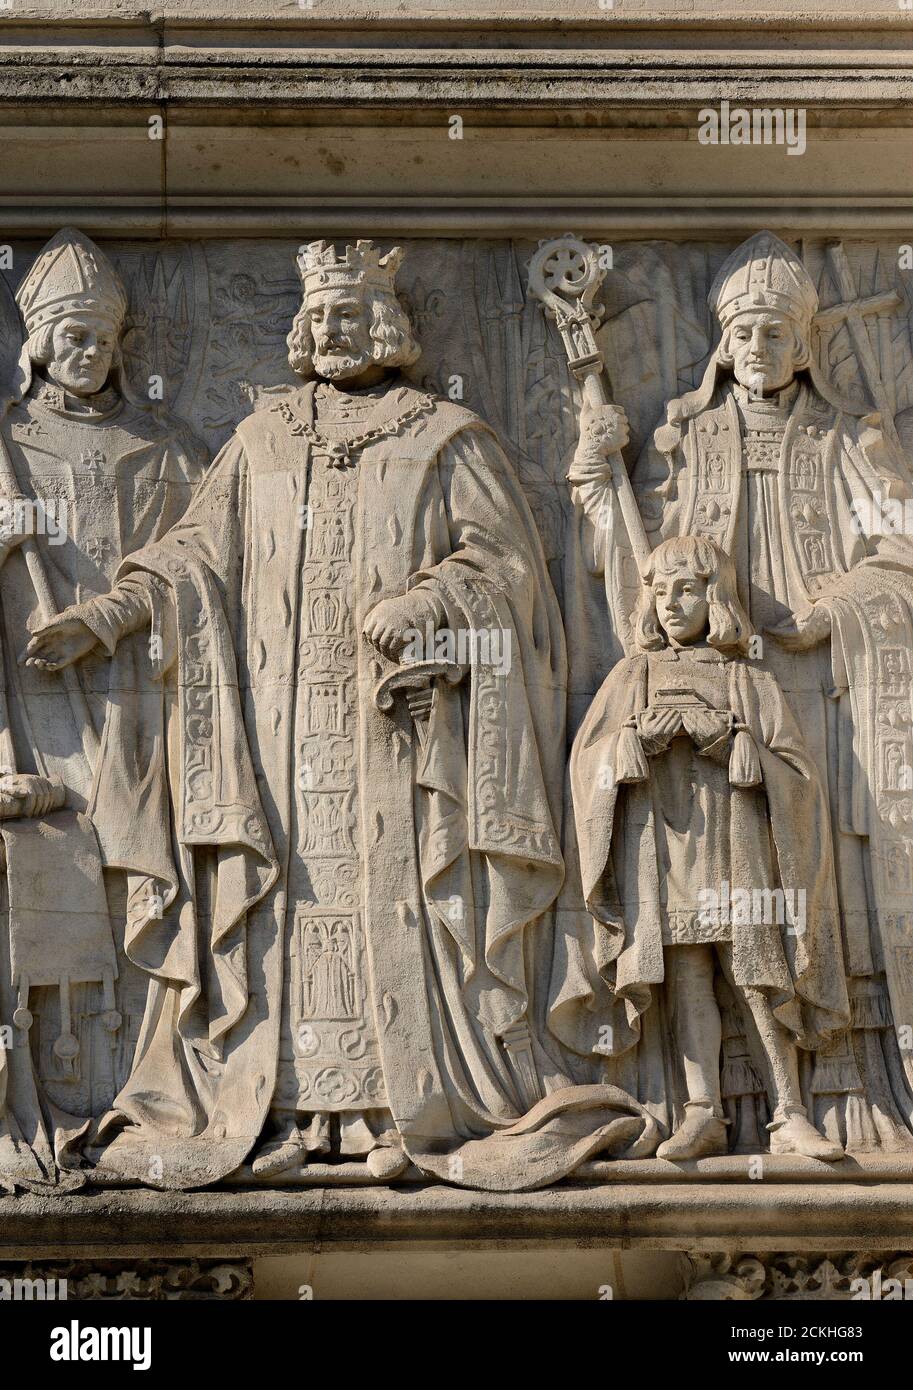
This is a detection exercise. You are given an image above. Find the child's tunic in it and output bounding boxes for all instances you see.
[643,646,773,946]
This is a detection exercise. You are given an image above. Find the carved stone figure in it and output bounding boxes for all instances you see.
[24,238,659,1190]
[0,229,206,1186]
[568,231,913,1153]
[6,221,910,1202]
[571,534,848,1159]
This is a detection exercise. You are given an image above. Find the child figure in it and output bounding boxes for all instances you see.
[571,535,849,1161]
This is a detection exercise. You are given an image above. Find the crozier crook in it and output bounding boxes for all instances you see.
[527,234,652,571]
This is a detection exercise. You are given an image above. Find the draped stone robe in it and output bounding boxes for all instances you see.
[78,379,573,1187]
[563,370,913,1151]
[570,644,849,1056]
[0,379,205,1181]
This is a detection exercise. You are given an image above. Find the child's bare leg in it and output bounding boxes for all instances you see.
[717,945,843,1161]
[656,945,728,1160]
[668,944,723,1110]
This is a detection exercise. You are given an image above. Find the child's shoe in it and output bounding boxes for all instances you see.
[656,1104,728,1160]
[768,1110,843,1161]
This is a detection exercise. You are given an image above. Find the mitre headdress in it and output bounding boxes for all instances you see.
[16,227,127,337]
[654,230,860,434]
[709,231,819,330]
[296,239,404,299]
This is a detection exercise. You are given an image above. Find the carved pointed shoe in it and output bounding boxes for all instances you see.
[656,1108,729,1161]
[768,1112,844,1162]
[366,1140,410,1180]
[251,1129,307,1178]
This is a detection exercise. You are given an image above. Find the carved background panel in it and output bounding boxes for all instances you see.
[5,234,912,599]
[3,230,913,1160]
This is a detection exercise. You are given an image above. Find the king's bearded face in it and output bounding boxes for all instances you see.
[44,311,119,397]
[307,286,375,381]
[724,310,805,396]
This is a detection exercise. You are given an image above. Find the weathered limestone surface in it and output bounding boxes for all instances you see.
[1,1,913,235]
[0,2,912,1299]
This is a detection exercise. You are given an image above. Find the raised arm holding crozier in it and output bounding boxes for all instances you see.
[528,236,651,570]
[561,230,913,1156]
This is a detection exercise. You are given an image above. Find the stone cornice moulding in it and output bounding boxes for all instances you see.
[1,1,909,30]
[5,203,913,238]
[0,47,911,109]
[2,1180,913,1259]
[1,0,911,108]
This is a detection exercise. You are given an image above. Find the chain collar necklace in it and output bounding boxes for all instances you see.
[274,387,436,467]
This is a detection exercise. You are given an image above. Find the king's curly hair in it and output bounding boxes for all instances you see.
[635,534,753,655]
[287,290,421,377]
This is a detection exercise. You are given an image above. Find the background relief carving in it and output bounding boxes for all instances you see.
[7,235,908,578]
[1,229,913,1197]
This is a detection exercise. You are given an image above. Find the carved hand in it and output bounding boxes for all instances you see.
[363,592,443,662]
[0,773,64,820]
[571,400,630,470]
[765,603,832,652]
[22,617,99,672]
[637,705,683,754]
[0,505,35,569]
[683,708,733,757]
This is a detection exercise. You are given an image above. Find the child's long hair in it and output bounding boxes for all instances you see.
[635,534,753,655]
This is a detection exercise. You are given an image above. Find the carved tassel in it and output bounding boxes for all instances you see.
[53,972,80,1077]
[614,725,649,784]
[730,727,762,788]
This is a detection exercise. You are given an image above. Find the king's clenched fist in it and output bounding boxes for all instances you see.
[362,591,444,662]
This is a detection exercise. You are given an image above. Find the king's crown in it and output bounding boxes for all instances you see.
[297,239,404,298]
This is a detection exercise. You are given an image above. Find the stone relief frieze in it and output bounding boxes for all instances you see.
[0,225,911,1195]
[682,1251,913,1302]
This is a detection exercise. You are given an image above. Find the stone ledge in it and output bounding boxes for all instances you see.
[4,197,913,241]
[1,51,911,110]
[218,1151,913,1186]
[2,1180,913,1259]
[2,3,910,32]
[1,3,912,110]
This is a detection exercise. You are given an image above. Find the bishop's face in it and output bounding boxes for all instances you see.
[727,310,802,396]
[307,286,374,382]
[45,312,118,397]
